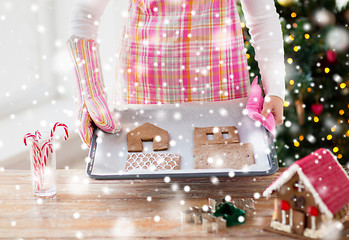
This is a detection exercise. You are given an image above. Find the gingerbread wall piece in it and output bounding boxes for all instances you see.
[193,126,240,145]
[263,148,349,239]
[125,153,180,172]
[127,122,169,152]
[193,125,254,169]
[194,143,254,169]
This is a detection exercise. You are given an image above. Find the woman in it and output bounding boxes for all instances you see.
[67,0,285,147]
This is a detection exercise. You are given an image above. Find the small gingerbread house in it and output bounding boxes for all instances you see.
[263,148,349,239]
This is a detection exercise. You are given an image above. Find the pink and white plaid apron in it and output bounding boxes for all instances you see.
[115,0,250,104]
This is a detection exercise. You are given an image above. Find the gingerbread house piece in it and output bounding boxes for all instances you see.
[193,126,240,145]
[127,122,169,152]
[263,148,349,239]
[125,122,181,172]
[193,126,254,169]
[125,153,180,172]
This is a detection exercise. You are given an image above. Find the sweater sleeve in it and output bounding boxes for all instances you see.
[70,0,111,40]
[240,0,286,101]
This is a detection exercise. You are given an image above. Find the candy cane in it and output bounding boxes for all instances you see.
[41,140,53,166]
[24,133,40,172]
[51,122,69,140]
[24,132,44,190]
[32,139,42,190]
[35,130,41,140]
[35,141,44,189]
[38,138,53,189]
[24,133,37,146]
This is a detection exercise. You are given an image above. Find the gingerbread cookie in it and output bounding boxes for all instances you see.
[193,126,240,145]
[193,125,254,169]
[125,153,180,172]
[193,143,254,169]
[127,122,169,152]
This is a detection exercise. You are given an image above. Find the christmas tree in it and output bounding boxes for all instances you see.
[239,0,349,166]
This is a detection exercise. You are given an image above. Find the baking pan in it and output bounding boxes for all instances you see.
[86,97,278,180]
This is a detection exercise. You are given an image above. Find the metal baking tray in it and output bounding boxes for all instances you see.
[86,97,278,180]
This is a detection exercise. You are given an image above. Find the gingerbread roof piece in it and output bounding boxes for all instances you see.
[127,122,169,152]
[263,148,349,219]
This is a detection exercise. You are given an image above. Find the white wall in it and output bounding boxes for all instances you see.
[0,0,130,169]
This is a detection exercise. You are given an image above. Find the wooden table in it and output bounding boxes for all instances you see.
[0,168,347,239]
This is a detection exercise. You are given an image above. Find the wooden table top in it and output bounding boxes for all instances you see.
[0,168,348,239]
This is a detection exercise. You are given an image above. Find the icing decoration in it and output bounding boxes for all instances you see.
[280,200,290,211]
[307,206,319,217]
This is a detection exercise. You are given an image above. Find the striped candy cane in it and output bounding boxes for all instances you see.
[33,140,43,190]
[24,133,44,190]
[41,140,53,166]
[24,133,37,146]
[43,122,69,171]
[51,122,69,140]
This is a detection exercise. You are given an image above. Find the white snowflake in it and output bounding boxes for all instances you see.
[171,183,179,191]
[225,195,232,202]
[164,176,171,183]
[210,176,219,185]
[254,192,261,199]
[154,216,161,222]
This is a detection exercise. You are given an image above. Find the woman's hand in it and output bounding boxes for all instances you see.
[261,95,284,126]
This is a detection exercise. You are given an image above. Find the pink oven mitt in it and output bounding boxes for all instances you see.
[245,77,276,137]
[66,35,121,147]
